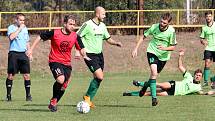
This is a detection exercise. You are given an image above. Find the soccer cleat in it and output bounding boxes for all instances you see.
[133,80,141,87]
[26,95,32,101]
[152,98,158,106]
[83,95,95,108]
[139,82,148,97]
[48,98,57,112]
[122,92,132,96]
[6,94,12,101]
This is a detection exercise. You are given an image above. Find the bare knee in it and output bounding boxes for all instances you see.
[7,74,14,80]
[56,75,65,84]
[23,74,30,80]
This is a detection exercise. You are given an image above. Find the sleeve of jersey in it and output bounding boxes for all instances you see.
[169,30,177,46]
[200,27,205,39]
[77,23,88,37]
[143,24,154,37]
[76,35,85,49]
[7,25,15,37]
[183,71,193,82]
[40,30,54,41]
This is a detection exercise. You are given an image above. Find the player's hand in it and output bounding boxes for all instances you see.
[116,42,122,47]
[132,48,138,58]
[19,24,25,30]
[200,40,208,46]
[80,48,91,61]
[26,49,32,57]
[157,45,165,50]
[179,49,185,56]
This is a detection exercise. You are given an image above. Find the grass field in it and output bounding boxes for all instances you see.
[0,71,215,121]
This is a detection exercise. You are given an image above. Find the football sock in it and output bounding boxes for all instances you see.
[138,81,145,87]
[204,67,210,83]
[24,80,31,96]
[53,81,63,102]
[6,78,13,96]
[129,91,139,96]
[86,78,101,100]
[149,79,157,99]
[57,80,70,102]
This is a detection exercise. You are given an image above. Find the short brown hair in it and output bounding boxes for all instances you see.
[15,13,25,19]
[194,69,203,75]
[161,13,172,22]
[64,14,76,23]
[205,11,212,16]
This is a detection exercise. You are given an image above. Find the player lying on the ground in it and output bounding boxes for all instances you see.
[123,50,212,96]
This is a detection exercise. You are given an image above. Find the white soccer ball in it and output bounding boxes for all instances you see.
[76,101,90,114]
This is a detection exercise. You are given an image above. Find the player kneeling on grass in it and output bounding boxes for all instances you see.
[123,50,209,96]
[27,15,89,112]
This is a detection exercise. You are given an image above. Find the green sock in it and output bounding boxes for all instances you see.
[149,79,156,99]
[86,78,100,100]
[129,91,139,96]
[139,81,145,87]
[204,67,210,83]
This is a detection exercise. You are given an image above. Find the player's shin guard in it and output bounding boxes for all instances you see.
[6,78,13,96]
[86,78,101,100]
[149,79,157,99]
[52,81,63,102]
[24,80,31,97]
[204,67,210,83]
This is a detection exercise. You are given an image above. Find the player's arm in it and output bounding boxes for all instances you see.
[9,24,25,40]
[178,49,186,73]
[200,38,208,46]
[26,30,53,57]
[132,35,146,58]
[106,38,122,47]
[197,91,208,95]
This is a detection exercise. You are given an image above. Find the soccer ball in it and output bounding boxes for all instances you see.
[76,101,90,114]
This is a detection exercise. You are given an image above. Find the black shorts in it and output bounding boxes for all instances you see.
[203,50,215,62]
[7,51,30,74]
[49,62,72,82]
[84,53,104,73]
[147,52,167,73]
[165,80,175,95]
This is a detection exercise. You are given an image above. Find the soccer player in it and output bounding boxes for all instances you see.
[77,6,122,108]
[6,13,32,101]
[27,15,87,112]
[124,50,205,96]
[132,13,177,106]
[200,11,215,87]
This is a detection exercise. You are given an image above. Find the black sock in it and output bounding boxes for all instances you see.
[6,78,13,96]
[52,81,63,101]
[24,80,31,97]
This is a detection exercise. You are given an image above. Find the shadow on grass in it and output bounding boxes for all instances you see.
[23,104,150,108]
[0,108,49,112]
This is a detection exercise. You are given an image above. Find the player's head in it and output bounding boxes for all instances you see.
[193,69,203,84]
[15,13,25,26]
[159,13,172,30]
[205,11,213,24]
[63,14,76,33]
[94,6,106,22]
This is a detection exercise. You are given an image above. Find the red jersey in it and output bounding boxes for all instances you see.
[40,29,81,66]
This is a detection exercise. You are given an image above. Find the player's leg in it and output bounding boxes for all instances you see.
[149,64,158,106]
[209,52,215,88]
[203,50,212,86]
[57,65,72,102]
[6,52,18,101]
[20,53,32,101]
[84,53,104,108]
[48,62,66,112]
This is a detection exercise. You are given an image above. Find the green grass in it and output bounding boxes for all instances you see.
[0,71,215,121]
